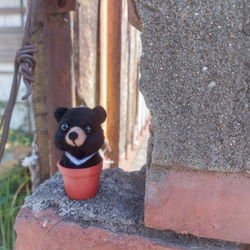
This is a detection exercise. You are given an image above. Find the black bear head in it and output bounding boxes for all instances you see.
[54,106,106,159]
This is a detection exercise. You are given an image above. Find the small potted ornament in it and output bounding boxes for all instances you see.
[54,105,107,200]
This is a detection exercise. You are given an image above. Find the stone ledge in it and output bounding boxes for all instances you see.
[145,166,250,244]
[15,168,242,249]
[22,168,146,233]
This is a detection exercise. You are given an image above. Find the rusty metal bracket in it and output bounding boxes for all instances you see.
[43,0,78,14]
[127,0,141,31]
[43,0,77,175]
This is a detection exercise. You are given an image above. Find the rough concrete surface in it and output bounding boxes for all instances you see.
[135,0,250,172]
[19,168,242,249]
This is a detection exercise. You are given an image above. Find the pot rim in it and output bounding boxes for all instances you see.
[57,160,102,177]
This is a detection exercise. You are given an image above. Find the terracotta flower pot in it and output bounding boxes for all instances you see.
[57,160,103,200]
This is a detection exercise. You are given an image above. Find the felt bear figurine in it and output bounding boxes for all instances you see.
[54,106,107,169]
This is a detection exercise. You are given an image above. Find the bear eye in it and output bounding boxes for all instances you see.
[61,123,69,132]
[84,125,92,134]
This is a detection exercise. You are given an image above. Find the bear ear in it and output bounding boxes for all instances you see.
[54,107,68,123]
[93,106,107,124]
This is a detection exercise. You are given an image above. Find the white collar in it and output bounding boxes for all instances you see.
[65,152,96,166]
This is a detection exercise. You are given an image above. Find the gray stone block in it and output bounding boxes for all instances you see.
[136,0,250,172]
[22,168,242,249]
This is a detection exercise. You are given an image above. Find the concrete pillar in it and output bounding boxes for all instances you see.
[132,0,250,243]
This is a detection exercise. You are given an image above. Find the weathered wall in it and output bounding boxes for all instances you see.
[129,0,250,244]
[136,0,250,173]
[14,168,242,250]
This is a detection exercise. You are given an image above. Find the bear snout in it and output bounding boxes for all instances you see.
[66,126,86,147]
[68,131,78,141]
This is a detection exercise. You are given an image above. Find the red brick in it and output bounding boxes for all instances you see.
[145,166,250,244]
[14,207,185,250]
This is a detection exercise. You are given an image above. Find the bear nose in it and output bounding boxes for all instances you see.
[68,131,78,141]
